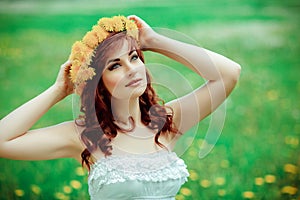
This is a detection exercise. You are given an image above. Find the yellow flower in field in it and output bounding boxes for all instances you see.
[254,177,264,186]
[14,189,24,197]
[31,184,41,195]
[285,136,299,147]
[180,187,192,196]
[188,149,197,157]
[215,177,226,186]
[76,167,86,176]
[267,89,278,101]
[220,160,229,168]
[54,192,69,200]
[200,179,211,188]
[175,194,185,200]
[70,180,82,189]
[284,163,298,174]
[63,186,72,194]
[264,174,276,183]
[188,170,198,181]
[218,189,226,196]
[281,186,298,195]
[242,191,255,199]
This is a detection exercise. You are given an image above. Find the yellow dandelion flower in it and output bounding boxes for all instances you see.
[220,160,229,168]
[70,41,84,53]
[284,163,298,174]
[92,25,109,43]
[70,62,81,82]
[14,189,25,197]
[267,89,278,101]
[215,177,226,186]
[125,20,138,39]
[31,184,41,195]
[82,31,98,49]
[188,170,198,181]
[70,180,82,189]
[112,16,125,32]
[180,187,192,196]
[175,194,185,200]
[70,41,92,64]
[188,149,197,157]
[63,186,72,194]
[254,177,264,186]
[281,186,298,195]
[99,18,114,32]
[291,137,299,146]
[126,20,137,31]
[218,189,226,197]
[76,67,95,84]
[54,192,69,200]
[242,191,255,199]
[264,174,276,183]
[200,179,211,188]
[76,167,86,176]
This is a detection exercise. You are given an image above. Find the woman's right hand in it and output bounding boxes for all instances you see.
[127,15,159,50]
[53,60,74,99]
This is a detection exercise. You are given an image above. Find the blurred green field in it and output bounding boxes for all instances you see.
[0,0,299,199]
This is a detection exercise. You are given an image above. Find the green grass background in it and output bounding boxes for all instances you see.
[0,0,299,199]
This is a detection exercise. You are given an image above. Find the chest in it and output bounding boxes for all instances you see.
[111,129,173,154]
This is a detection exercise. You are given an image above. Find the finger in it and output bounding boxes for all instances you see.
[61,60,72,68]
[127,15,147,29]
[64,64,72,74]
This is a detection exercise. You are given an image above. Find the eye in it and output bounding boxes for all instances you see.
[131,54,139,62]
[108,63,121,71]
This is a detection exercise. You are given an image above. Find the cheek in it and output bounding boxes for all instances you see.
[102,72,124,94]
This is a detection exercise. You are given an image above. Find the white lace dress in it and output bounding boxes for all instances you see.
[88,150,189,200]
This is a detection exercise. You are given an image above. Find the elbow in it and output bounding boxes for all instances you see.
[223,63,241,95]
[231,63,241,83]
[0,143,5,158]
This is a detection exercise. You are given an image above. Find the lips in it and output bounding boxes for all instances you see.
[125,78,143,87]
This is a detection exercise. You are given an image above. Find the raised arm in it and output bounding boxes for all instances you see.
[129,15,241,134]
[0,61,83,160]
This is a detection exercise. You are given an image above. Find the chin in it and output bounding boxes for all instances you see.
[131,84,147,98]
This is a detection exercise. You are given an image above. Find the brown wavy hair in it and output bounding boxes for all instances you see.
[77,32,178,170]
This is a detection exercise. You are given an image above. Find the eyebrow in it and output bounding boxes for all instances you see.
[107,50,137,65]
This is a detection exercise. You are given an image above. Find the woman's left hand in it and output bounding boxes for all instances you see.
[127,15,158,50]
[53,60,74,99]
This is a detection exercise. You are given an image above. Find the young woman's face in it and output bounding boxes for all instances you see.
[102,41,147,99]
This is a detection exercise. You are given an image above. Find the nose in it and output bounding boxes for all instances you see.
[126,63,138,77]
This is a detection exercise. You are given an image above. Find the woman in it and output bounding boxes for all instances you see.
[0,15,240,199]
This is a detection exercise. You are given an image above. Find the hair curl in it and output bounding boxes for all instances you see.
[77,32,178,170]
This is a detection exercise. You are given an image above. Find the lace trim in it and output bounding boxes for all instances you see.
[88,151,189,193]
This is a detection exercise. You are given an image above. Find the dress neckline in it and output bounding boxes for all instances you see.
[91,150,173,166]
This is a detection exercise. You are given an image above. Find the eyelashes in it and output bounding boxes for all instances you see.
[107,53,140,71]
[108,63,121,71]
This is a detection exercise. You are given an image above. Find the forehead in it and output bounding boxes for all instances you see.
[108,40,132,60]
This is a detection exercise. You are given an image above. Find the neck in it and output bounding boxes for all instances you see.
[111,97,142,127]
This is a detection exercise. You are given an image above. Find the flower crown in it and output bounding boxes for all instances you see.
[69,15,139,94]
